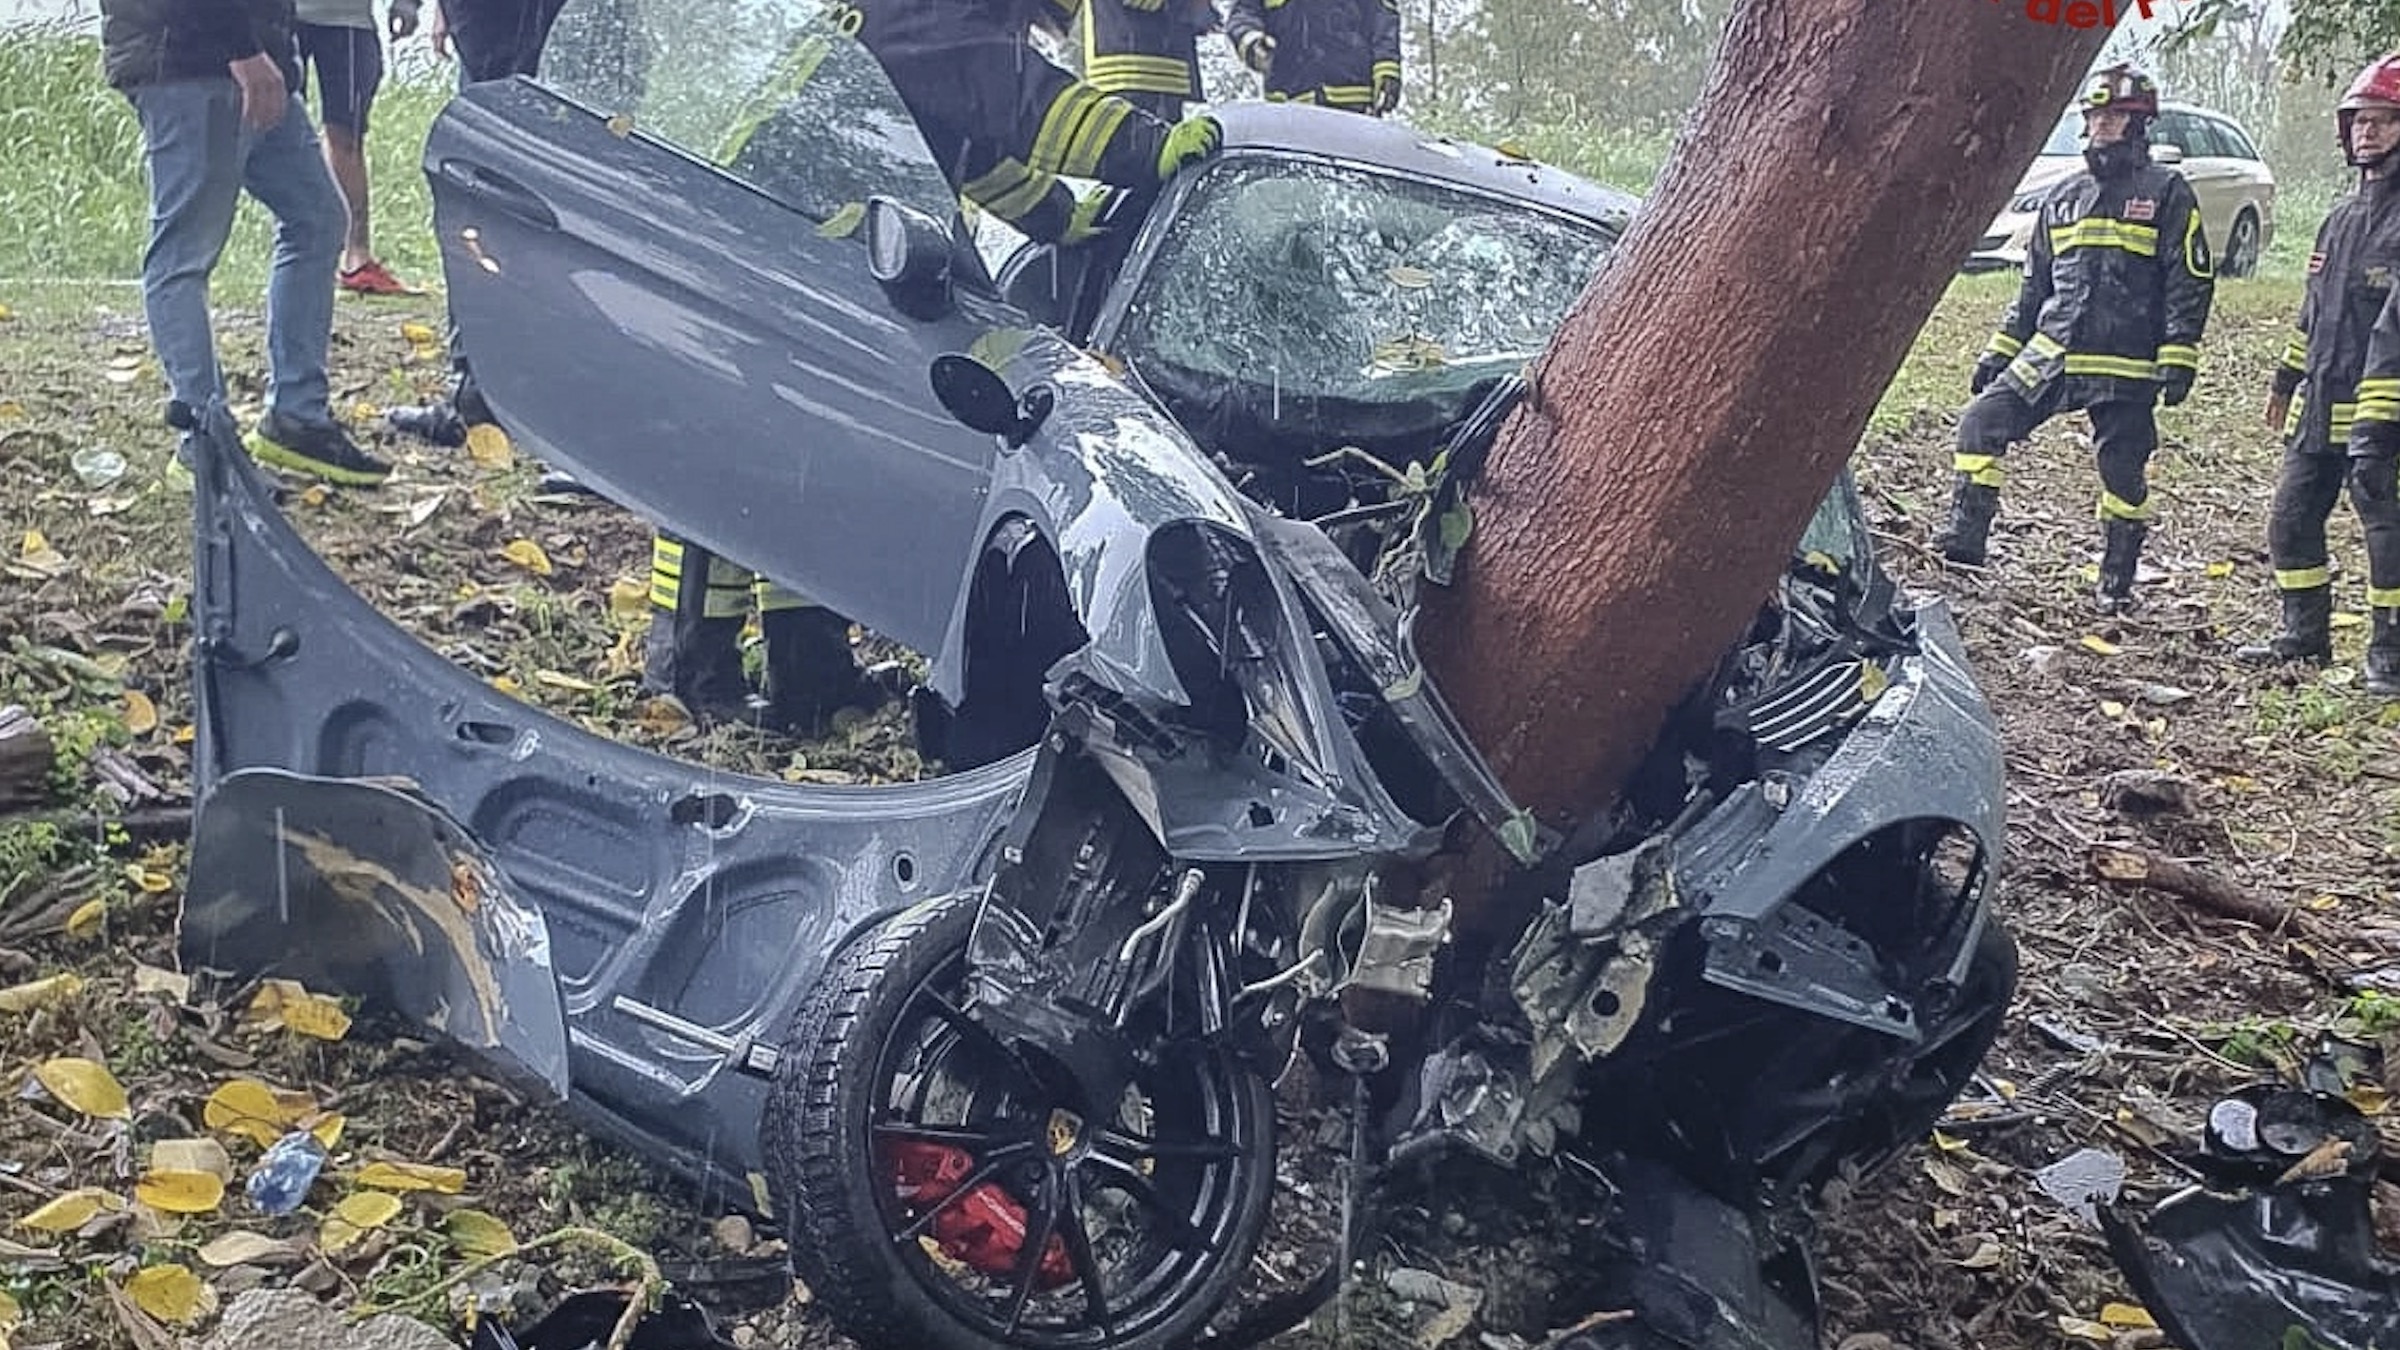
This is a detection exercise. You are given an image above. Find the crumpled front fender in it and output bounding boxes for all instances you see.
[181,767,570,1099]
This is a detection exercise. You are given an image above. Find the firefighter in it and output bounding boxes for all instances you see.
[643,534,886,736]
[1080,0,1216,123]
[1937,65,2213,614]
[847,0,1223,246]
[1224,0,1401,117]
[2236,53,2400,693]
[2336,287,2400,695]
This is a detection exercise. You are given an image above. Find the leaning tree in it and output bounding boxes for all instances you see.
[1418,0,2115,923]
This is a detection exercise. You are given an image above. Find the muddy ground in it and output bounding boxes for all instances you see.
[0,265,2394,1350]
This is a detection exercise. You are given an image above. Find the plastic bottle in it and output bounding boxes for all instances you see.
[245,1130,328,1216]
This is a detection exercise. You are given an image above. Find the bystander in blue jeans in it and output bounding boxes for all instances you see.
[127,80,342,431]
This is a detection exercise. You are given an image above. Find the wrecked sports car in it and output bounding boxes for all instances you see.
[178,7,2015,1348]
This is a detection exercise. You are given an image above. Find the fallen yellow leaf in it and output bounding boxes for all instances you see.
[309,1112,347,1150]
[320,1190,405,1255]
[124,864,172,894]
[0,972,84,1013]
[135,1170,226,1214]
[123,1264,215,1324]
[532,669,597,693]
[1930,1131,1970,1154]
[2204,560,2235,578]
[172,723,195,746]
[151,1138,232,1180]
[0,1288,20,1331]
[298,484,329,509]
[444,1207,518,1257]
[465,422,513,468]
[2056,1314,2113,1342]
[2098,700,2126,719]
[608,576,650,623]
[399,320,439,345]
[122,689,158,735]
[245,979,352,1041]
[500,538,554,577]
[357,1160,468,1195]
[633,696,691,736]
[197,1231,306,1267]
[34,1057,130,1119]
[490,674,523,695]
[2098,1302,2157,1329]
[605,112,635,137]
[2078,635,2122,656]
[0,399,22,419]
[204,1080,293,1146]
[64,898,106,940]
[19,1187,125,1232]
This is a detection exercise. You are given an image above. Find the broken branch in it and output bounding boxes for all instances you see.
[2086,842,2315,937]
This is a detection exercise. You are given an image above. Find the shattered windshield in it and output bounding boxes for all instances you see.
[1117,157,1615,412]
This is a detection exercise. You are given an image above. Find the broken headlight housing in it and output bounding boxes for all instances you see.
[1146,522,1333,785]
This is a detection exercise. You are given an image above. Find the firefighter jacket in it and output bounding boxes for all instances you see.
[845,0,1169,240]
[1222,0,1399,112]
[2273,177,2400,457]
[1082,0,1213,104]
[2342,272,2400,461]
[1981,159,2214,408]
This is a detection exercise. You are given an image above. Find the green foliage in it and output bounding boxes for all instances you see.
[0,25,448,290]
[0,820,69,897]
[2339,989,2400,1033]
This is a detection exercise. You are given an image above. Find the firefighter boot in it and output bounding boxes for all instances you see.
[1932,477,2000,566]
[642,610,757,727]
[761,607,888,738]
[2232,587,2334,666]
[2367,608,2400,697]
[2093,519,2148,615]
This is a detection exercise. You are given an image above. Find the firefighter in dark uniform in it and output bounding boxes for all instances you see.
[2236,53,2400,692]
[2330,285,2400,696]
[1224,0,1401,116]
[1937,65,2214,614]
[1080,0,1217,123]
[846,0,1223,245]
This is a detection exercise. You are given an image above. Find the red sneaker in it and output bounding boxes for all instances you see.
[338,260,417,296]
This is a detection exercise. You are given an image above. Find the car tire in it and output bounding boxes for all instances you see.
[761,892,1277,1350]
[2222,210,2262,279]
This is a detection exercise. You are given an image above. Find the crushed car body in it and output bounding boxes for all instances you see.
[180,8,2017,1347]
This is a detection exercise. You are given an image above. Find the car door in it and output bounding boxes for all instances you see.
[425,1,998,655]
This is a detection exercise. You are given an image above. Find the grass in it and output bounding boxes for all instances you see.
[0,24,449,293]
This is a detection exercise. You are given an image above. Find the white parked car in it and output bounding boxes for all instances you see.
[1966,100,2276,278]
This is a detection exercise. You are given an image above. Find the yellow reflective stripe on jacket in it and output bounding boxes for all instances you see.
[2370,584,2400,608]
[2275,566,2332,591]
[2333,401,2361,442]
[2005,332,2062,385]
[1030,83,1131,179]
[1984,332,2024,359]
[2047,220,2158,256]
[2282,330,2308,373]
[2063,353,2156,380]
[1371,60,1400,82]
[2354,377,2400,427]
[1317,83,1375,108]
[754,579,813,612]
[2096,490,2154,521]
[1084,55,1194,95]
[2155,343,2198,371]
[2181,207,2211,279]
[1952,453,2006,488]
[961,157,1058,223]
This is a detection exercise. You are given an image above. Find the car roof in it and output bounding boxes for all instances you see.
[1201,101,1641,232]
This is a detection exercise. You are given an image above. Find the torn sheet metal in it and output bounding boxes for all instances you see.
[181,768,571,1098]
[2101,1086,2400,1350]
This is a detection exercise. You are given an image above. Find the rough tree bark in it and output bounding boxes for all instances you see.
[1418,0,2112,922]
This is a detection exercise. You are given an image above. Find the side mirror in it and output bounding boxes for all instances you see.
[866,195,955,320]
[2149,142,2185,166]
[929,353,1053,448]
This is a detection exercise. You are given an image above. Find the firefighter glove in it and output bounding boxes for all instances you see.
[1158,114,1222,180]
[1238,31,1274,74]
[1373,70,1402,115]
[2158,366,2195,407]
[1970,356,2006,396]
[1062,187,1123,246]
[2353,451,2399,504]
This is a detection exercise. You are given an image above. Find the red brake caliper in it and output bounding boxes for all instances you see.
[885,1140,1074,1289]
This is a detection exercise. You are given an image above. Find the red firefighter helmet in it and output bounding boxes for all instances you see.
[2340,53,2400,166]
[2082,64,2161,121]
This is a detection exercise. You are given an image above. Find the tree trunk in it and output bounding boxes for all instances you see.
[1418,1,2110,924]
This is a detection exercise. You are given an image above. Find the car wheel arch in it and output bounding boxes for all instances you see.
[941,516,1090,771]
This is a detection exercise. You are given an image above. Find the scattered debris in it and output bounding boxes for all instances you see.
[2035,1148,2125,1226]
[2087,842,2307,935]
